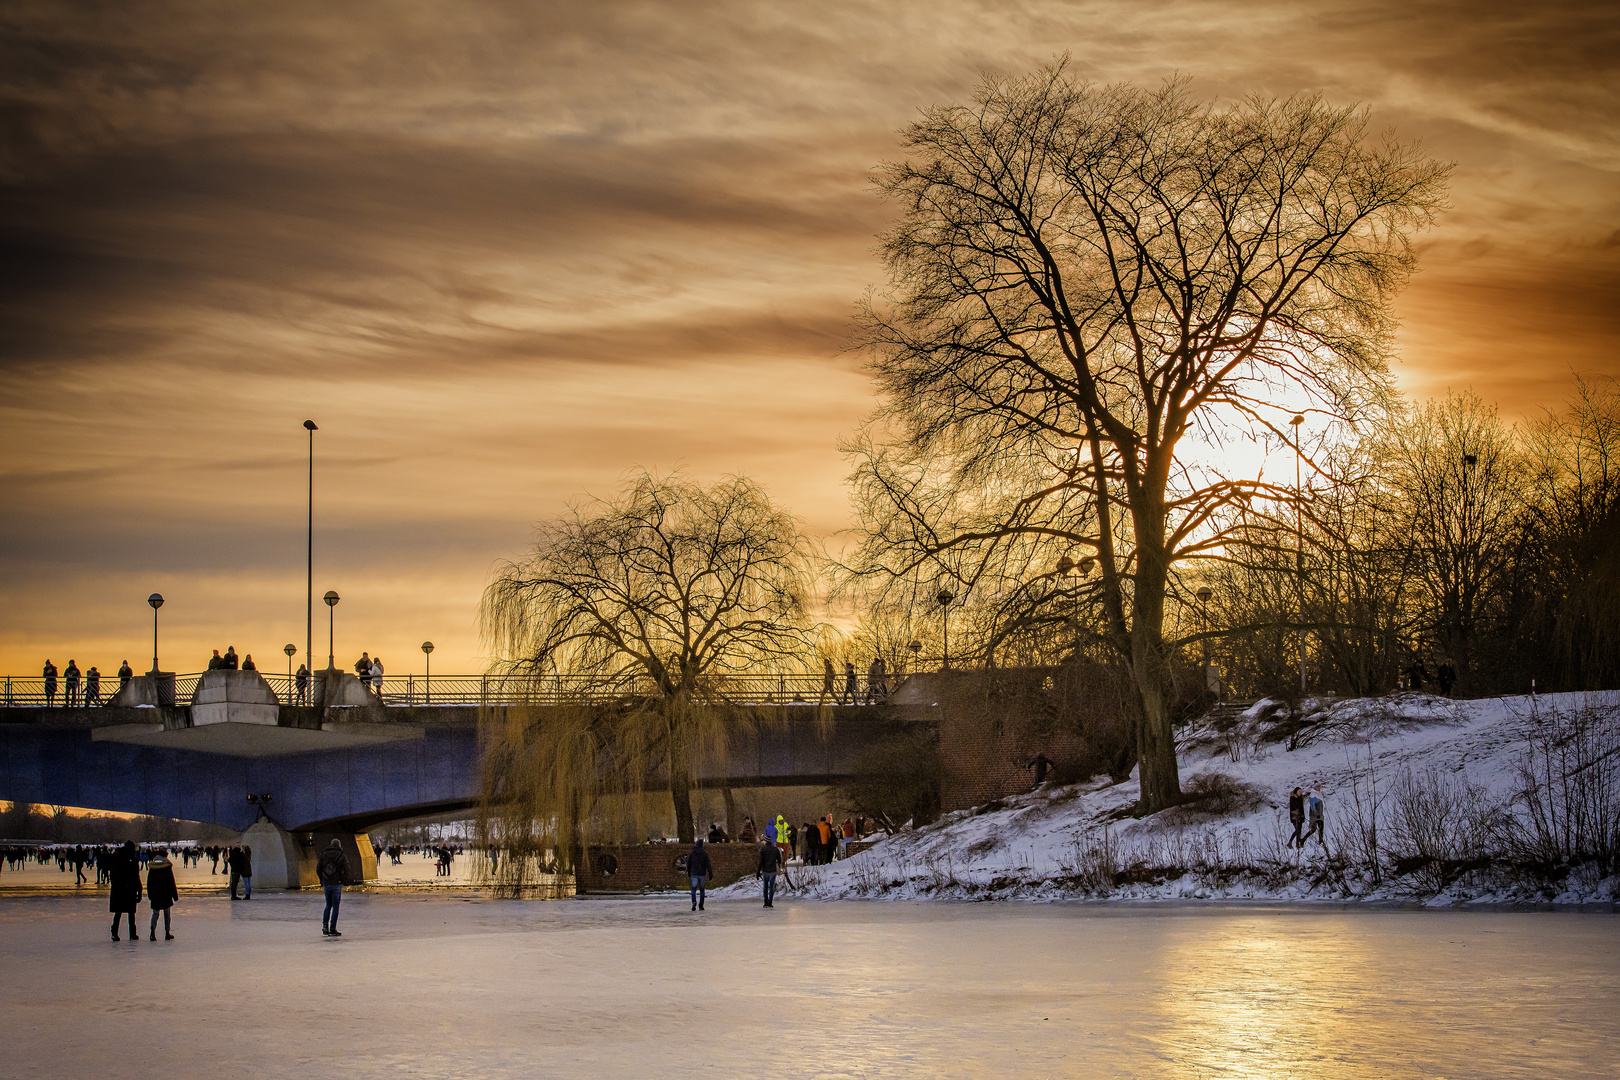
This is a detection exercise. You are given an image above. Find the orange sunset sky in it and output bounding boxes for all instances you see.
[2,0,1617,678]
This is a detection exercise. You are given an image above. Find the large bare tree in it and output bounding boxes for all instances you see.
[482,470,817,842]
[847,66,1449,811]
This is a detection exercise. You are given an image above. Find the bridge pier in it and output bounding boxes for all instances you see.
[241,819,379,889]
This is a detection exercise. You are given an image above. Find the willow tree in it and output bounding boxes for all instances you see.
[847,65,1449,811]
[481,471,816,846]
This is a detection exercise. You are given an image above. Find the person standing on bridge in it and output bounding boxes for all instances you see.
[842,661,857,706]
[118,659,133,693]
[295,663,309,705]
[108,841,142,942]
[355,652,373,689]
[370,657,384,697]
[64,660,81,707]
[318,839,347,937]
[687,838,712,911]
[821,656,836,705]
[85,665,101,706]
[42,659,58,707]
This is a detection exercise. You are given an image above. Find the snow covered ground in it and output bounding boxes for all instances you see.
[727,690,1620,906]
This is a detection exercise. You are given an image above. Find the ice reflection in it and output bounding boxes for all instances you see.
[1150,916,1367,1077]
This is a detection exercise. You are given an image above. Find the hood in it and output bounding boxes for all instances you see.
[147,855,172,870]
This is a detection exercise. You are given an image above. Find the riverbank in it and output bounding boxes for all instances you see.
[740,690,1620,906]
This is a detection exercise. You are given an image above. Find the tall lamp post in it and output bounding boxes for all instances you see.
[1290,414,1306,693]
[283,643,297,704]
[147,593,164,673]
[421,641,434,705]
[936,587,955,670]
[323,590,340,670]
[303,420,318,684]
[1196,586,1215,695]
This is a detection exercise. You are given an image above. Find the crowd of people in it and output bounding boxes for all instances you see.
[34,648,396,709]
[685,811,869,911]
[819,656,894,705]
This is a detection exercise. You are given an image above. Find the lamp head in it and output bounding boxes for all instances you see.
[303,420,318,431]
[421,641,434,654]
[1196,586,1214,602]
[284,643,297,657]
[907,640,921,654]
[1055,555,1075,576]
[323,590,340,607]
[935,588,955,607]
[147,593,164,610]
[1290,414,1304,427]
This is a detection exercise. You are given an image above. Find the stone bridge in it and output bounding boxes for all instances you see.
[0,669,910,888]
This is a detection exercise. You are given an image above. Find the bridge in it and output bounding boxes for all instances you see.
[0,667,913,888]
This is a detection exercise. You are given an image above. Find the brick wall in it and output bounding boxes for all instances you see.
[901,668,1099,811]
[572,841,768,894]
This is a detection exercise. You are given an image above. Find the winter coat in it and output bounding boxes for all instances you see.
[1288,793,1305,823]
[1307,794,1324,823]
[757,843,782,874]
[316,847,348,887]
[107,850,142,912]
[686,844,713,879]
[146,859,179,910]
[239,849,253,877]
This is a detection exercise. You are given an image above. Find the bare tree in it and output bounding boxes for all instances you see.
[847,65,1449,810]
[481,471,818,843]
[1388,391,1524,690]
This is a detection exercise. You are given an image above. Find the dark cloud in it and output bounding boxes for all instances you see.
[2,0,1617,672]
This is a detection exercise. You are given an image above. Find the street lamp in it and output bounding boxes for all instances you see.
[1290,414,1306,693]
[936,587,956,670]
[283,643,297,704]
[323,590,340,670]
[421,641,434,705]
[1196,586,1215,693]
[147,593,164,674]
[304,420,318,684]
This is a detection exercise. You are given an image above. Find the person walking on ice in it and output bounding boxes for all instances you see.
[687,838,712,911]
[146,849,178,940]
[107,840,142,942]
[757,836,783,908]
[318,839,347,937]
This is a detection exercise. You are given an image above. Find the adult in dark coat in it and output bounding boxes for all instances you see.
[316,839,347,937]
[686,839,712,912]
[146,851,179,940]
[107,841,142,941]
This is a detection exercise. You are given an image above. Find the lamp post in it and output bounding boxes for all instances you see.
[936,587,955,670]
[147,593,164,674]
[421,641,434,705]
[303,420,318,684]
[1290,413,1306,693]
[323,590,340,670]
[283,643,297,704]
[1196,586,1215,694]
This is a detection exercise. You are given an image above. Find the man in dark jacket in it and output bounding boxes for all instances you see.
[118,660,133,692]
[1287,787,1306,848]
[687,838,712,912]
[757,838,783,908]
[107,841,142,941]
[317,839,348,937]
[42,660,58,707]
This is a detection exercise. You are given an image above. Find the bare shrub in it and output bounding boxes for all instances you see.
[1383,768,1501,894]
[1504,704,1620,881]
[1061,828,1119,894]
[1333,742,1388,887]
[1158,772,1266,824]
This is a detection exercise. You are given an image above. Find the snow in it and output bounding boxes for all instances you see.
[724,690,1620,906]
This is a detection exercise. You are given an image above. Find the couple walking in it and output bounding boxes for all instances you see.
[1288,787,1326,848]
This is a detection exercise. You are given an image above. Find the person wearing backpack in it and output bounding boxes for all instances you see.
[317,839,348,937]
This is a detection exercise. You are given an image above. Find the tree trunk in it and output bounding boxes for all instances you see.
[722,786,737,839]
[668,732,696,843]
[1130,524,1181,813]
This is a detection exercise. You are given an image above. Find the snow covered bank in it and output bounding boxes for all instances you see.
[728,691,1620,906]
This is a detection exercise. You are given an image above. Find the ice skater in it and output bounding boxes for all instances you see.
[318,839,347,937]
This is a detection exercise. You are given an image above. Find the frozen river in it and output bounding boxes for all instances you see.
[0,893,1614,1079]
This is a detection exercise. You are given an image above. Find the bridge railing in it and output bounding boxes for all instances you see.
[1,671,907,708]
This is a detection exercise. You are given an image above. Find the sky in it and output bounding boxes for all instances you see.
[2,0,1616,678]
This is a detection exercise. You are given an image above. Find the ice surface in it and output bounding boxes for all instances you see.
[0,893,1615,1079]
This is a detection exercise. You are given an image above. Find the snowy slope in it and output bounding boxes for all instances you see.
[721,690,1620,905]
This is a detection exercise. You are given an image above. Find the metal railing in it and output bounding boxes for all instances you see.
[0,671,911,708]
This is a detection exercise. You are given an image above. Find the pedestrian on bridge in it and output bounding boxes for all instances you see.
[318,839,347,937]
[842,661,857,706]
[370,657,384,696]
[296,663,309,705]
[108,841,142,942]
[64,660,81,707]
[687,838,712,911]
[85,666,101,706]
[118,660,133,693]
[42,660,58,707]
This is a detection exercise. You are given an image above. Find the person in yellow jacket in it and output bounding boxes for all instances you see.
[774,815,791,860]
